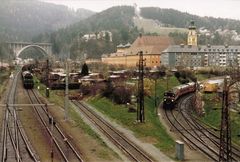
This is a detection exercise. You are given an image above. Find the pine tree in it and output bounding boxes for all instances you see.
[81,63,89,76]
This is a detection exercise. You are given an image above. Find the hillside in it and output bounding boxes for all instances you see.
[140,7,240,32]
[0,0,94,41]
[34,6,141,59]
[33,6,240,59]
[133,17,187,35]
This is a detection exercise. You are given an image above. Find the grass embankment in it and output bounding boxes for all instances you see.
[34,79,120,160]
[200,93,221,128]
[0,70,9,96]
[200,92,240,146]
[87,76,180,157]
[34,80,108,145]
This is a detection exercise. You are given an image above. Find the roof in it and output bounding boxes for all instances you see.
[131,35,172,48]
[50,72,66,77]
[126,35,173,55]
[117,44,124,48]
[163,45,240,53]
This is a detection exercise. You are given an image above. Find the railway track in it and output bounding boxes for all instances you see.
[164,94,240,161]
[26,89,84,162]
[1,71,39,162]
[71,101,154,162]
[182,95,240,161]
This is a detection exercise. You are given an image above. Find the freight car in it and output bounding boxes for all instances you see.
[163,82,196,109]
[22,71,34,89]
[203,79,223,93]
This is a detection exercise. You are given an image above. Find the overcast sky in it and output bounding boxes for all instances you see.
[42,0,240,20]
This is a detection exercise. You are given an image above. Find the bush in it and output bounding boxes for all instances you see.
[101,80,114,98]
[179,78,189,84]
[80,84,91,95]
[159,71,166,77]
[112,86,131,104]
[174,71,181,78]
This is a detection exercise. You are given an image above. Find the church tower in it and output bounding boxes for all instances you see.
[188,20,197,46]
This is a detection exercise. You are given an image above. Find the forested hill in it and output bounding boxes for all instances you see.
[0,0,94,41]
[34,6,140,59]
[57,6,139,44]
[34,6,240,59]
[140,7,240,32]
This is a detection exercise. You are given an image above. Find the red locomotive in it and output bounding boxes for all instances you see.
[163,82,196,109]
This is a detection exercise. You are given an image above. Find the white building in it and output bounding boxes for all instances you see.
[82,30,112,42]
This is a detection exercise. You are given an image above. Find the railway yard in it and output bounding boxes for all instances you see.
[0,65,240,162]
[3,0,240,161]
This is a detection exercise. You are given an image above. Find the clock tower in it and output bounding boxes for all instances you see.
[188,20,197,46]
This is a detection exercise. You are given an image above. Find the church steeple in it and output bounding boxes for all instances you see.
[188,20,197,46]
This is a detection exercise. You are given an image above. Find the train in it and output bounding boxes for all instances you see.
[22,70,34,89]
[163,82,196,109]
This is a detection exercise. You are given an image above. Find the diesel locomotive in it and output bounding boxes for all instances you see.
[163,82,196,109]
[22,70,34,89]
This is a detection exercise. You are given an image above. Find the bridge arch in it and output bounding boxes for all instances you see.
[16,44,48,59]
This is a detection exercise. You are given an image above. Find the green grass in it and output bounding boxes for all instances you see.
[0,70,10,95]
[34,80,121,159]
[199,93,240,146]
[231,112,240,145]
[196,73,209,81]
[200,93,221,128]
[87,76,180,156]
[34,79,110,147]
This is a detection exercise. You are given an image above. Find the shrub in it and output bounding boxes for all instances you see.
[80,84,91,95]
[112,86,131,104]
[101,80,114,98]
[174,71,181,78]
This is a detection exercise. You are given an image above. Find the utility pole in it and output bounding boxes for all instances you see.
[49,116,54,162]
[137,50,145,123]
[154,78,157,107]
[64,53,69,121]
[219,77,232,162]
[46,59,50,97]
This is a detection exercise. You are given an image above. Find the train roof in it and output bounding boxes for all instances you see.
[22,70,31,74]
[22,70,33,76]
[172,82,195,92]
